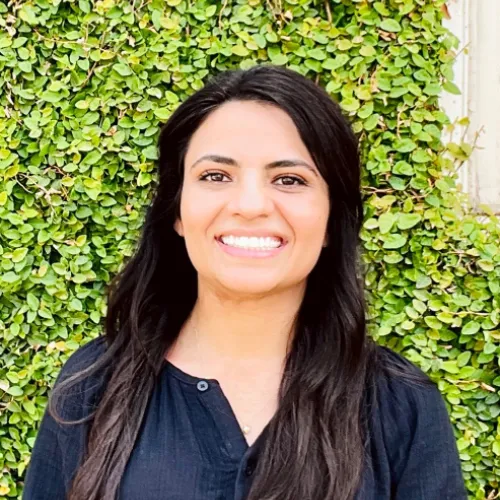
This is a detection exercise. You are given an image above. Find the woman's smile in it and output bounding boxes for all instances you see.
[215,234,288,259]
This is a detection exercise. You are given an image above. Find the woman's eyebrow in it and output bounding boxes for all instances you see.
[190,154,318,176]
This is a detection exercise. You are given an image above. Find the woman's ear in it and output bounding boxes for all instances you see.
[174,218,184,237]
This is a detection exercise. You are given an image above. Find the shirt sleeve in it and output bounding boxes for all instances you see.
[392,382,468,500]
[22,337,108,500]
[377,353,468,500]
[22,405,67,499]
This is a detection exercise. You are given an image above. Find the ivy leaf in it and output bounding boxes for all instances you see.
[412,149,432,163]
[462,321,481,336]
[398,213,422,230]
[364,114,379,130]
[19,4,39,25]
[307,48,327,61]
[379,212,397,234]
[394,138,417,153]
[443,81,461,95]
[2,272,20,283]
[425,316,443,330]
[6,386,23,397]
[379,19,402,32]
[442,361,459,374]
[232,45,249,57]
[382,234,408,249]
[269,53,288,65]
[393,161,414,176]
[113,63,133,76]
[340,97,360,112]
[154,108,171,120]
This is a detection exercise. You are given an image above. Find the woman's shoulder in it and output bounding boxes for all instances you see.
[368,344,454,453]
[366,345,466,496]
[51,336,109,420]
[56,336,108,383]
[370,343,443,413]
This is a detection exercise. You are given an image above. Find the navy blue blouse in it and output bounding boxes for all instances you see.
[23,337,467,499]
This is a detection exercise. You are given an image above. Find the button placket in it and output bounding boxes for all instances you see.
[196,380,209,392]
[244,463,255,477]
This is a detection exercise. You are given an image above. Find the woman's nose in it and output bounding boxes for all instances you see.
[227,175,274,219]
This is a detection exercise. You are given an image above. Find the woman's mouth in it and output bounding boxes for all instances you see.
[215,235,287,258]
[218,235,283,250]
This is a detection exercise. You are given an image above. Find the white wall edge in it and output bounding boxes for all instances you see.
[440,0,470,194]
[441,0,500,214]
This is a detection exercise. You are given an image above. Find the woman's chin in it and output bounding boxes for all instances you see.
[216,275,282,297]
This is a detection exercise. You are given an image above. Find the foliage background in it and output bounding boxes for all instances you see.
[0,0,499,498]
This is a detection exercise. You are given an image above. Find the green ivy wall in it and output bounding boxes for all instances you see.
[0,0,498,498]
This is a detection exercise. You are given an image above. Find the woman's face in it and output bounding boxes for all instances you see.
[175,100,330,297]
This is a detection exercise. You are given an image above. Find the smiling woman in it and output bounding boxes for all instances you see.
[22,64,467,500]
[173,99,329,296]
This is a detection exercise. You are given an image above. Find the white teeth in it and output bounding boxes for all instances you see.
[220,235,282,250]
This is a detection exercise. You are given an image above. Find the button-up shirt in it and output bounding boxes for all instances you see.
[23,337,467,499]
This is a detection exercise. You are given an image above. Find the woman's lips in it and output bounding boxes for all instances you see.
[215,237,287,258]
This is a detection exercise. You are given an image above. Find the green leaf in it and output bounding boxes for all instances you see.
[137,172,152,186]
[27,293,40,310]
[232,45,249,57]
[340,97,360,113]
[441,360,459,374]
[358,102,374,119]
[412,149,432,163]
[397,213,421,230]
[269,53,288,65]
[23,400,36,415]
[364,114,379,130]
[253,34,266,49]
[379,19,402,33]
[5,386,23,397]
[113,63,133,76]
[477,260,494,272]
[462,321,480,336]
[493,441,500,456]
[154,108,171,120]
[2,272,20,283]
[359,45,376,57]
[142,146,159,160]
[477,352,494,364]
[19,4,39,25]
[69,298,83,311]
[383,252,403,264]
[483,342,497,355]
[394,138,417,153]
[382,234,407,249]
[379,212,397,234]
[12,247,28,262]
[423,83,441,96]
[337,39,352,51]
[425,316,443,330]
[443,81,461,95]
[393,161,414,176]
[457,352,471,367]
[307,48,326,61]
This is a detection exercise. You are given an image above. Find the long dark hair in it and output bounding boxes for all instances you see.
[51,64,388,499]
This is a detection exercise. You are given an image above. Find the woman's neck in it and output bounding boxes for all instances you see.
[169,281,305,373]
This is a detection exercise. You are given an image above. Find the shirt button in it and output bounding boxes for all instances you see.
[245,464,255,477]
[197,380,209,392]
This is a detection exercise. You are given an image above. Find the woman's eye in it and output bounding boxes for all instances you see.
[274,176,306,186]
[199,172,230,182]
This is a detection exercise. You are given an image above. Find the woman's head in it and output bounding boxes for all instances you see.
[175,99,330,297]
[58,64,373,500]
[156,64,362,300]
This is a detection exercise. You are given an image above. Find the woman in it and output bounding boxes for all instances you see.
[23,64,467,500]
